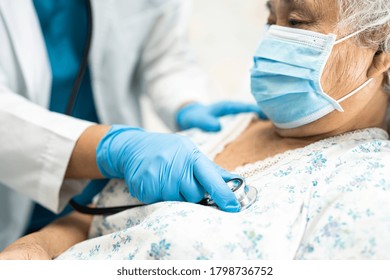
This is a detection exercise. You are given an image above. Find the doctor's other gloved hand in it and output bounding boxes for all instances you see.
[96,125,241,212]
[176,101,267,132]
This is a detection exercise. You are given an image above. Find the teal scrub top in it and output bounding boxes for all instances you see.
[27,0,102,233]
[34,0,99,120]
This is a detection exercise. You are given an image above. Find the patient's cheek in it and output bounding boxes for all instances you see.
[321,48,352,98]
[321,44,371,100]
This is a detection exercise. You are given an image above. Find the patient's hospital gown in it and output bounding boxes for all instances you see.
[57,114,390,260]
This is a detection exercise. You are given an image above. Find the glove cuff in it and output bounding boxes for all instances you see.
[96,125,144,178]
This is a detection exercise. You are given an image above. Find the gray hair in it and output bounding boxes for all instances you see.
[337,0,390,94]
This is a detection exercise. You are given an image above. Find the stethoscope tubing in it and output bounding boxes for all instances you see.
[65,0,93,116]
[69,196,211,216]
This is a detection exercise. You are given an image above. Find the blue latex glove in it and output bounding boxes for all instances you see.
[96,125,241,212]
[177,101,267,132]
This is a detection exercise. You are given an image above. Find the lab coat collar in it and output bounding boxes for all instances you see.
[0,0,51,106]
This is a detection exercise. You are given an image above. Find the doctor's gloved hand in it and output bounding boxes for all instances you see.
[176,101,267,132]
[96,125,241,212]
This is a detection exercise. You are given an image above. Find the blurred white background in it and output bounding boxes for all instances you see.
[142,0,268,132]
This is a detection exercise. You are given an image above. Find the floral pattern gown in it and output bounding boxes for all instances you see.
[57,114,390,260]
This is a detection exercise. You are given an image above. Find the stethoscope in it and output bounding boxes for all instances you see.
[65,0,93,116]
[69,178,258,215]
[66,0,258,215]
[200,178,258,211]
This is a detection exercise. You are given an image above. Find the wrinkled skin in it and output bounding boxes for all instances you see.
[266,0,390,139]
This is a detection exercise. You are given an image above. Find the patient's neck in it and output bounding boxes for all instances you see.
[214,120,314,171]
[215,98,388,172]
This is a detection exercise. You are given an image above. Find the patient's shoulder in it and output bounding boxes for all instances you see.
[338,129,390,161]
[322,130,390,187]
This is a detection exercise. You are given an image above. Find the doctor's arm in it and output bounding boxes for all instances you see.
[0,91,240,213]
[0,211,92,260]
[0,89,103,213]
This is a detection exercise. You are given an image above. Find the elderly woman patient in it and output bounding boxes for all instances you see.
[2,0,390,260]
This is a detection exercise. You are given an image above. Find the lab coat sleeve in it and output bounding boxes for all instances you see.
[0,87,95,213]
[140,0,211,131]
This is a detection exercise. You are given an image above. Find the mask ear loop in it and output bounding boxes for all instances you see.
[337,78,374,103]
[334,28,365,45]
[333,28,374,104]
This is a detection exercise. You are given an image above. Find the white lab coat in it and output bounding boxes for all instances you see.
[0,0,209,249]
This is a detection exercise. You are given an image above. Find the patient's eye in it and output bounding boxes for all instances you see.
[288,19,308,26]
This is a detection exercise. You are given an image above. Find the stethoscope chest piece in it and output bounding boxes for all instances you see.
[203,178,258,211]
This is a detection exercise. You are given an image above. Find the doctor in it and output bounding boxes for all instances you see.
[0,0,262,250]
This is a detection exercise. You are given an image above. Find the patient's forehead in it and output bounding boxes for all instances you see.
[266,0,334,11]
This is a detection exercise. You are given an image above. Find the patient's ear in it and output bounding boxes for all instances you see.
[367,51,390,78]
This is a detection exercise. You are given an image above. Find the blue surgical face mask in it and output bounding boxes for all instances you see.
[250,25,373,129]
